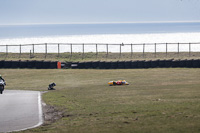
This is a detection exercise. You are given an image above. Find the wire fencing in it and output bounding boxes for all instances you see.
[0,42,200,59]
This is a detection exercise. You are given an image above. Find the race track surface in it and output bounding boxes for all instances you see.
[0,90,43,132]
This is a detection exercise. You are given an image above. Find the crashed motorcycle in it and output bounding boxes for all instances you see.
[108,80,129,86]
[0,79,5,94]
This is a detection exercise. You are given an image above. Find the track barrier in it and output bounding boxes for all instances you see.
[144,61,151,68]
[110,61,118,69]
[35,61,43,69]
[131,61,138,68]
[0,60,5,68]
[27,60,36,68]
[50,61,58,69]
[92,61,99,69]
[172,60,179,68]
[0,59,199,69]
[118,61,125,69]
[57,62,61,69]
[43,61,51,69]
[165,59,172,68]
[125,61,132,69]
[99,61,105,69]
[85,62,93,69]
[137,60,145,68]
[71,62,79,69]
[185,60,192,68]
[151,60,159,68]
[193,59,200,68]
[105,62,111,69]
[4,61,12,68]
[11,60,20,68]
[19,60,28,68]
[78,62,85,69]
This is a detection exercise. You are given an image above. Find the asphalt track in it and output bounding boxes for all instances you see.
[0,90,43,133]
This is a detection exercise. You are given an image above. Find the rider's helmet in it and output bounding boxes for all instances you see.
[0,75,2,78]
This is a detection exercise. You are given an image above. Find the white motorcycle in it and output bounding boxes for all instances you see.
[0,79,5,94]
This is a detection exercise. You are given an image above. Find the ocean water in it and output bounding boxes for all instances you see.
[0,22,200,53]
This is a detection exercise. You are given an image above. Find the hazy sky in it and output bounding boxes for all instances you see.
[0,0,200,25]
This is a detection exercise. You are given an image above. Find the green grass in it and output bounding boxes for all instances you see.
[1,68,200,133]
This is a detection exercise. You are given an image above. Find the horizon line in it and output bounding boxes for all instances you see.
[1,20,200,26]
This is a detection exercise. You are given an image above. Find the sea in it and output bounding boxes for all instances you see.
[0,22,200,53]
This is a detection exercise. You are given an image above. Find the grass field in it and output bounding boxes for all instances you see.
[1,52,200,62]
[1,68,200,133]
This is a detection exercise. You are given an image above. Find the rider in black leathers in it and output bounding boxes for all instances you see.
[0,75,6,85]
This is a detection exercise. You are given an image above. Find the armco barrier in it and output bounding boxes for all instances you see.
[0,60,5,68]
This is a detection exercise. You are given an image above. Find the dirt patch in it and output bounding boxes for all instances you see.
[42,103,64,125]
[41,92,65,125]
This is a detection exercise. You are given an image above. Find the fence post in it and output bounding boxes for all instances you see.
[178,43,179,57]
[143,43,145,58]
[189,43,191,57]
[82,43,84,60]
[32,44,34,56]
[45,43,47,58]
[106,44,108,58]
[58,43,60,57]
[6,45,8,56]
[131,44,133,58]
[155,43,157,58]
[19,44,21,58]
[120,44,122,58]
[70,43,72,58]
[166,43,168,57]
[30,50,32,58]
[96,44,98,59]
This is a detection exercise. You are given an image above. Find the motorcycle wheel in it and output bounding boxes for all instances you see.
[0,86,3,94]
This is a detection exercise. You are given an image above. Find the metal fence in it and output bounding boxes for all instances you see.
[0,42,200,59]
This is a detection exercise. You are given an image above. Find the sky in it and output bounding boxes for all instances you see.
[0,0,200,25]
